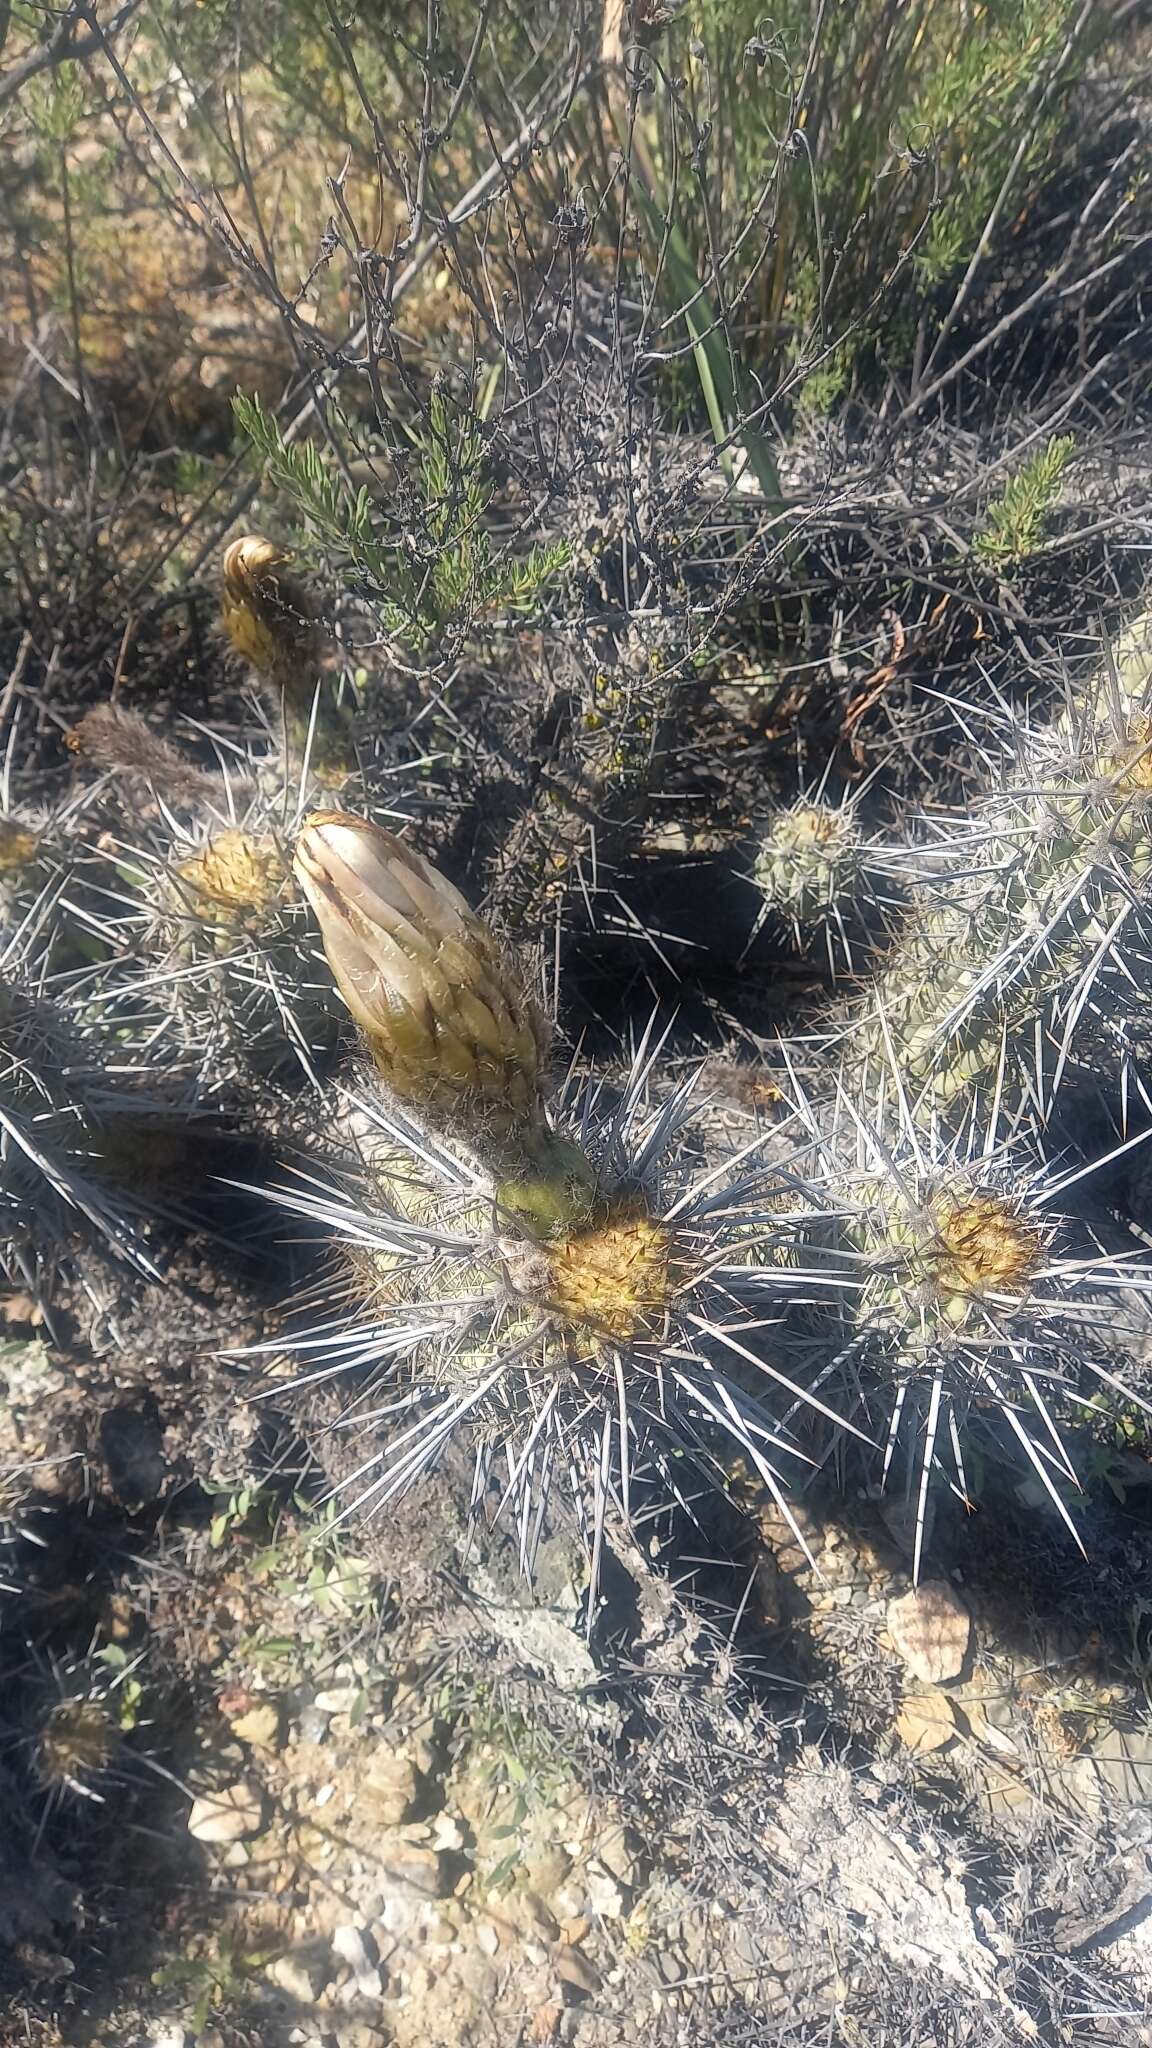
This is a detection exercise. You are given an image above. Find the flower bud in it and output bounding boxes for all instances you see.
[294,811,550,1142]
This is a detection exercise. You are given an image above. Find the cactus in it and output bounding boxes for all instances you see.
[260,815,848,1584]
[849,613,1152,1123]
[25,1648,149,1809]
[779,1049,1152,1577]
[67,697,367,1106]
[482,620,684,943]
[0,974,172,1297]
[103,808,344,1101]
[752,791,897,973]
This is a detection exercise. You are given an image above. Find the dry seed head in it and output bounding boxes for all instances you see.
[67,704,217,800]
[174,829,291,923]
[294,811,550,1143]
[925,1189,1046,1300]
[37,1696,117,1792]
[221,534,321,677]
[0,819,41,874]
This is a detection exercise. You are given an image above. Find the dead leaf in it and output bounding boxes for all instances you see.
[0,1292,43,1327]
[895,1693,957,1753]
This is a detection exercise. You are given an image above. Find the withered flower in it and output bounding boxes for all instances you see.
[221,536,322,679]
[221,538,350,785]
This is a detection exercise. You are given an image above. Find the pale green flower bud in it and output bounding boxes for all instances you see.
[294,811,551,1144]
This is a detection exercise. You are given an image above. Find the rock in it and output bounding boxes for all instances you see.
[887,1579,970,1686]
[148,2028,188,2048]
[554,1944,600,2000]
[187,1780,264,1844]
[313,1685,361,1715]
[593,1826,638,1887]
[361,1753,421,1826]
[330,1924,383,1999]
[585,1865,626,1919]
[953,1686,1019,1757]
[1089,1724,1152,1807]
[266,1947,331,2004]
[430,1812,465,1851]
[895,1693,958,1754]
[295,1707,330,1743]
[378,1840,447,1896]
[475,1918,500,1957]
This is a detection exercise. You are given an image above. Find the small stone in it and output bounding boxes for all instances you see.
[554,1945,600,2000]
[361,1754,421,1826]
[378,1840,446,1896]
[295,1707,330,1744]
[266,1948,331,2003]
[953,1688,1019,1757]
[312,1684,360,1714]
[149,2028,188,2048]
[330,1924,369,1971]
[231,1703,280,1750]
[887,1579,970,1686]
[593,1827,637,1887]
[187,1780,263,1844]
[330,1925,383,1999]
[374,1893,413,1938]
[585,1866,626,1919]
[430,1812,465,1851]
[474,1919,500,1957]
